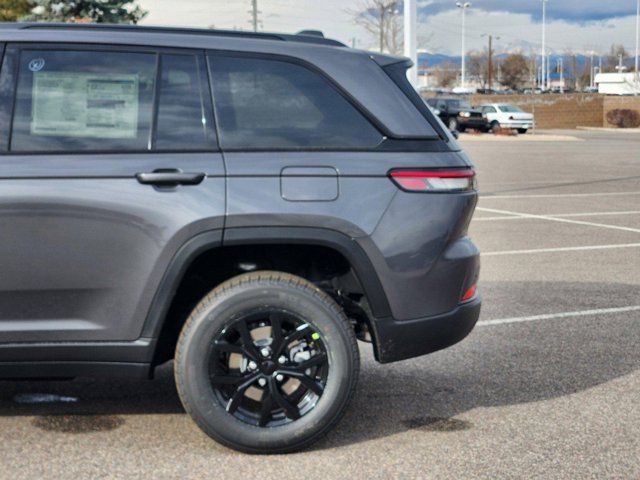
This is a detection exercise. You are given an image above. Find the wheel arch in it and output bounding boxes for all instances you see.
[141,227,391,362]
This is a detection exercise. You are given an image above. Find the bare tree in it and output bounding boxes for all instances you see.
[433,62,458,88]
[499,53,530,90]
[350,0,402,54]
[467,50,489,87]
[605,44,629,72]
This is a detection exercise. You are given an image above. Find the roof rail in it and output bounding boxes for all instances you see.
[0,22,346,47]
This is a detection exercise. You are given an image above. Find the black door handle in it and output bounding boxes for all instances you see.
[136,169,206,186]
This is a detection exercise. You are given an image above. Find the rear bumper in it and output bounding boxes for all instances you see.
[501,120,534,129]
[370,296,481,363]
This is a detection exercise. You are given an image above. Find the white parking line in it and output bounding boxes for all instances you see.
[477,207,640,234]
[481,191,640,200]
[483,242,640,256]
[478,306,640,327]
[474,210,640,222]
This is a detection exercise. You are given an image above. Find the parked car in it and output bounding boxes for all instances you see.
[479,103,535,133]
[0,23,480,454]
[426,97,488,132]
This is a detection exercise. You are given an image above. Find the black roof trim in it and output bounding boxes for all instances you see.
[0,22,347,47]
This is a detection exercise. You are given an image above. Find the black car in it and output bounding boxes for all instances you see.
[0,23,481,454]
[426,97,488,132]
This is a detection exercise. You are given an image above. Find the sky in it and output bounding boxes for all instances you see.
[138,0,640,56]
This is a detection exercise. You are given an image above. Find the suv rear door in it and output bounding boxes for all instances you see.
[0,44,225,343]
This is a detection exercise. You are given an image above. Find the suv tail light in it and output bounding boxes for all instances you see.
[389,169,476,192]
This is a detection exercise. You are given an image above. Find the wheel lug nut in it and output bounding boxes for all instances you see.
[258,378,267,387]
[278,356,286,364]
[275,374,284,382]
[247,361,257,371]
[260,348,270,357]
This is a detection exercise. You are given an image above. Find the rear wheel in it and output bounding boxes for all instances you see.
[174,271,359,454]
[490,120,501,133]
[448,118,459,131]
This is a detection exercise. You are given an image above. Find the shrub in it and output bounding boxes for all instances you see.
[606,109,640,128]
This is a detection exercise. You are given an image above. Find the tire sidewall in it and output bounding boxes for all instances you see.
[175,276,357,453]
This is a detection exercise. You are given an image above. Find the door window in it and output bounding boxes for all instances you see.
[11,49,156,152]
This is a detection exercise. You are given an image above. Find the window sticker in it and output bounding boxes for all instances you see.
[31,72,139,139]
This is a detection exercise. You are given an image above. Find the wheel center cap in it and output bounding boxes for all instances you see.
[260,360,276,375]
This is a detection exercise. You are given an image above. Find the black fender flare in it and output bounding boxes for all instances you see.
[141,227,391,341]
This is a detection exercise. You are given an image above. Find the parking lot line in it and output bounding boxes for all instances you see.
[481,191,640,199]
[474,210,640,222]
[478,305,640,327]
[482,242,640,256]
[477,207,640,234]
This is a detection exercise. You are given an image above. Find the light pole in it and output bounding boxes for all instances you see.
[541,0,548,91]
[635,0,639,90]
[457,2,471,89]
[404,0,418,86]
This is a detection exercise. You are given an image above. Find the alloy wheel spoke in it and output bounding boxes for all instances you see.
[278,369,324,396]
[234,321,260,361]
[268,378,300,420]
[269,313,285,353]
[258,389,275,427]
[291,352,327,372]
[213,340,244,355]
[226,373,260,414]
[276,324,310,355]
[210,372,250,386]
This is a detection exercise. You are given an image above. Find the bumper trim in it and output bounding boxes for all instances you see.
[370,296,481,363]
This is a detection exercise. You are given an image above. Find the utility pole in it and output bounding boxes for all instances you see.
[456,2,471,89]
[404,0,418,86]
[481,34,499,90]
[541,0,548,91]
[250,0,259,32]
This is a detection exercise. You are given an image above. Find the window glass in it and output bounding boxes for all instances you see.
[155,54,216,151]
[0,46,15,151]
[208,55,382,149]
[11,49,156,152]
[498,105,523,113]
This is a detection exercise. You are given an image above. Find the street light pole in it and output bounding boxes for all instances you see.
[457,2,471,89]
[635,0,639,90]
[541,0,548,91]
[404,0,418,86]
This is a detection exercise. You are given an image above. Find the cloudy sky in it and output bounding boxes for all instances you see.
[138,0,639,56]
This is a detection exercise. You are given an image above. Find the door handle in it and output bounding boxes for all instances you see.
[136,169,206,186]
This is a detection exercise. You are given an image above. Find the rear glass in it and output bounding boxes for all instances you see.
[208,55,383,149]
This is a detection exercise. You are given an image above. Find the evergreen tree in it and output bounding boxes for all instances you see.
[25,0,146,24]
[0,0,33,21]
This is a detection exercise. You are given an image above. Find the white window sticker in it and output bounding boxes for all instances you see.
[31,72,140,139]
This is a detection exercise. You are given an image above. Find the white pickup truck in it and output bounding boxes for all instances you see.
[479,103,535,134]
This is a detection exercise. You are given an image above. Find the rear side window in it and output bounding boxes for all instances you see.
[11,49,156,152]
[208,55,383,149]
[155,54,216,151]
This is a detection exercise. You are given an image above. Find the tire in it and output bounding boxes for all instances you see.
[490,121,501,133]
[458,126,467,133]
[517,128,528,134]
[174,271,359,454]
[448,117,459,131]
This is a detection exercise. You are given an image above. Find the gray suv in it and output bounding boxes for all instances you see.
[0,23,480,453]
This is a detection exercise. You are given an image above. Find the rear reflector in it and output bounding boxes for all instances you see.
[389,169,476,192]
[461,284,477,302]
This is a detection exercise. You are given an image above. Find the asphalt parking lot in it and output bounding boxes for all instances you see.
[1,130,638,479]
